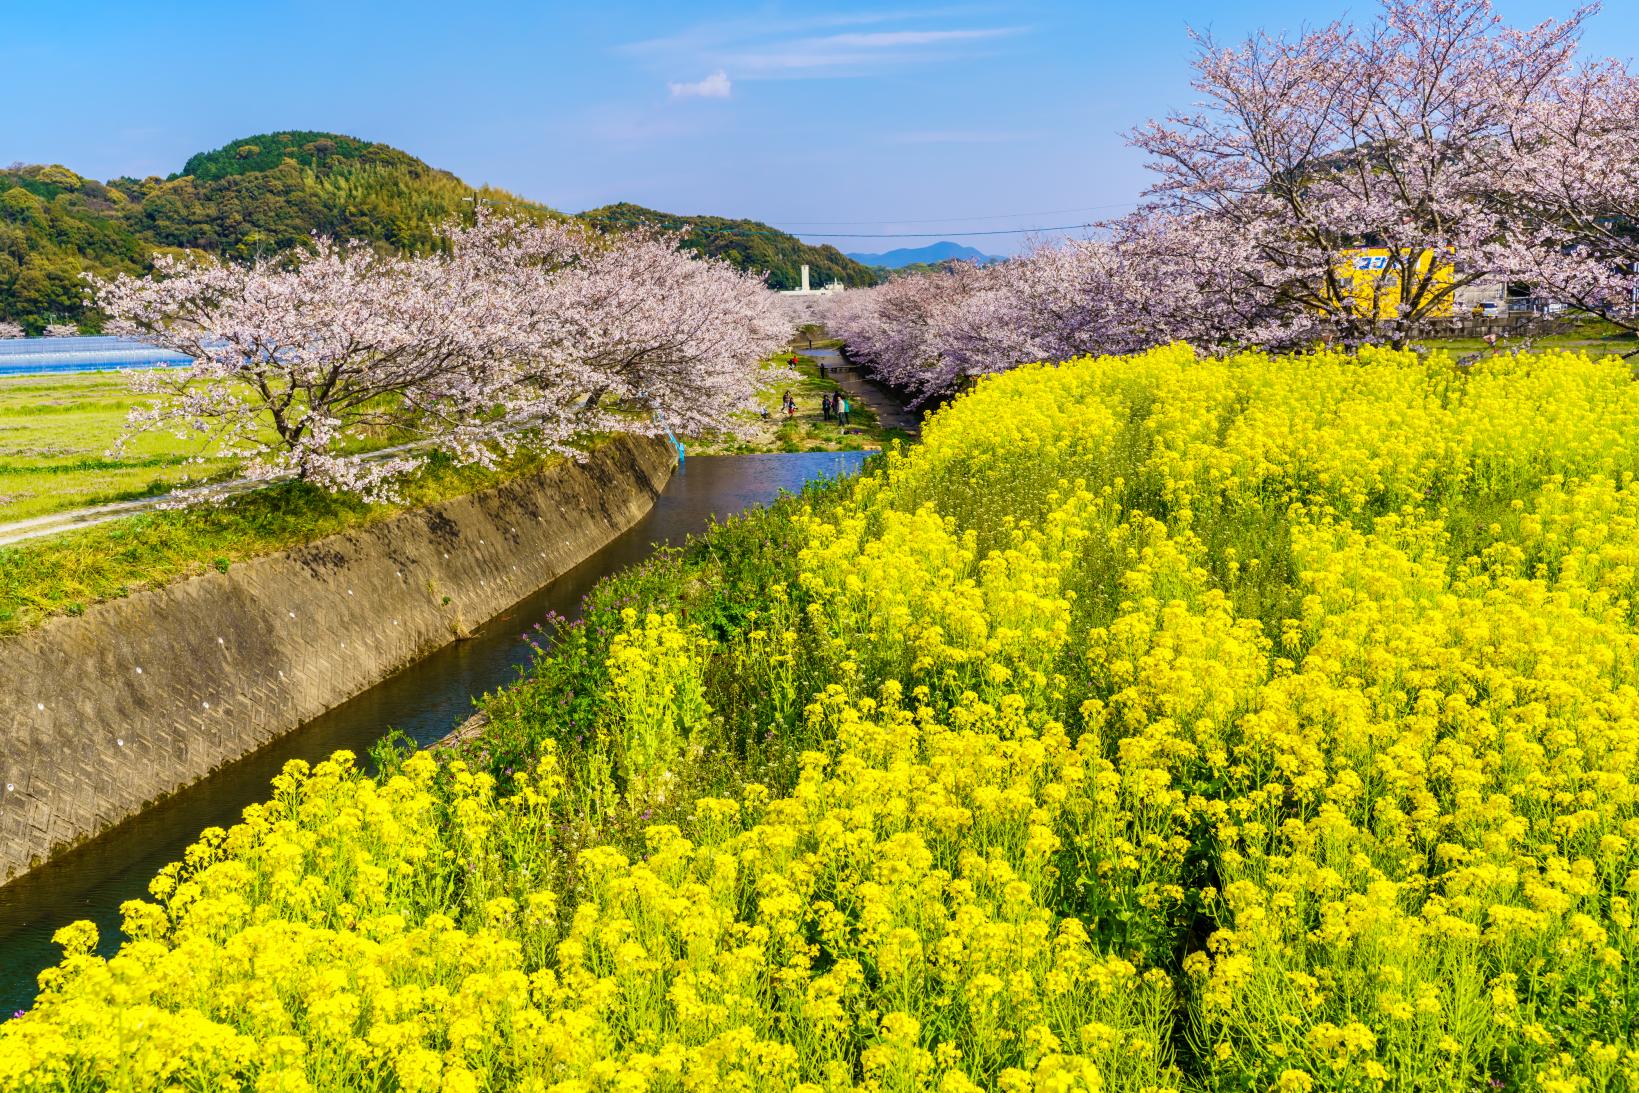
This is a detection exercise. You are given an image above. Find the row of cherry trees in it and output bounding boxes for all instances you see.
[829,0,1639,403]
[97,212,787,500]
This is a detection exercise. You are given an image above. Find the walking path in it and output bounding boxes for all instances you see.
[805,348,922,436]
[0,433,458,548]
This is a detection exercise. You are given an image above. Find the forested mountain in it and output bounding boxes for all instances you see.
[0,164,153,330]
[1,133,883,332]
[580,203,879,292]
[3,133,541,331]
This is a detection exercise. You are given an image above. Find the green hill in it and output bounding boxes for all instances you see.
[177,131,415,182]
[113,131,553,259]
[581,203,879,292]
[0,131,555,332]
[0,134,879,332]
[0,165,152,331]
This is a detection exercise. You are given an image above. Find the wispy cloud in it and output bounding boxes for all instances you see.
[668,70,732,99]
[815,28,1018,48]
[731,25,1025,75]
[620,8,991,56]
[623,8,1028,83]
[886,129,1042,144]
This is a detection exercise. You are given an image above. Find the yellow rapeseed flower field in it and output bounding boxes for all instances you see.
[5,344,1639,1091]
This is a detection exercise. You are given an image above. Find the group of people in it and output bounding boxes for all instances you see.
[775,388,851,426]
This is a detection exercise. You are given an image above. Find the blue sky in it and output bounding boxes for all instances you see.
[4,0,1636,255]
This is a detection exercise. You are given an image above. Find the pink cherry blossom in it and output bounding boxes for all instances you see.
[830,0,1623,398]
[95,210,786,501]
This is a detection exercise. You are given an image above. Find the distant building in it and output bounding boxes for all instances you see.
[779,264,845,296]
[1453,278,1507,314]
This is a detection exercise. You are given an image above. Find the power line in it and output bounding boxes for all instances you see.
[591,215,1099,240]
[470,192,1125,238]
[767,203,1138,227]
[796,224,1098,239]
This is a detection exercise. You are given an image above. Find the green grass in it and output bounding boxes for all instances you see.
[0,372,241,523]
[1417,317,1639,357]
[0,370,601,635]
[0,448,568,636]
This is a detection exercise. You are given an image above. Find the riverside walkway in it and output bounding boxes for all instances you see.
[805,347,921,436]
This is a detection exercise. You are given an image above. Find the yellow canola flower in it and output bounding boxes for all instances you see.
[10,345,1639,1091]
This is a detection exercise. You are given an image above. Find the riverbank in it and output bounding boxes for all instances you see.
[0,435,676,886]
[0,449,865,1018]
[0,446,605,636]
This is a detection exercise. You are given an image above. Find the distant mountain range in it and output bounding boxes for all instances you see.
[0,131,881,331]
[846,241,1001,268]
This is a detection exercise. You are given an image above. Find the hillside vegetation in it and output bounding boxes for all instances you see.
[122,131,557,259]
[0,131,553,331]
[5,132,876,332]
[582,202,879,292]
[0,165,153,331]
[6,345,1638,1090]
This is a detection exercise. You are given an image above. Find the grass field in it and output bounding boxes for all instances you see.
[0,370,529,639]
[1419,317,1639,357]
[0,449,567,635]
[0,372,239,523]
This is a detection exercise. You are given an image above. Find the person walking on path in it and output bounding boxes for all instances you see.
[837,395,850,428]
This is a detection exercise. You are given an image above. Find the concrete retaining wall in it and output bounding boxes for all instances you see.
[0,435,676,882]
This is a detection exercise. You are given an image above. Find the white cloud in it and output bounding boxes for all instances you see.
[621,9,985,57]
[625,9,1028,81]
[668,70,732,99]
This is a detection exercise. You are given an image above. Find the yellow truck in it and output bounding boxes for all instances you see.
[1332,247,1454,319]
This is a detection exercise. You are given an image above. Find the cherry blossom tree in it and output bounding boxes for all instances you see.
[98,239,535,499]
[1129,0,1589,346]
[44,322,79,337]
[0,321,22,339]
[526,228,788,436]
[831,0,1620,393]
[826,215,1310,403]
[1504,59,1639,341]
[823,262,989,404]
[96,212,783,501]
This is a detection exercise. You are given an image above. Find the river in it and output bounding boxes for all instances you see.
[0,450,867,1017]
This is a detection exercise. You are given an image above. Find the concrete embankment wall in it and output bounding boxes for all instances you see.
[0,435,676,883]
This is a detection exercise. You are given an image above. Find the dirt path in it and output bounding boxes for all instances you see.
[805,348,921,436]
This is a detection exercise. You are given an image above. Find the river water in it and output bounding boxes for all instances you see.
[0,450,868,1016]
